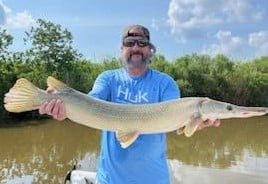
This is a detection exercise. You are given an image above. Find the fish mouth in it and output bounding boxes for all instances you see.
[197,98,268,119]
[238,107,268,117]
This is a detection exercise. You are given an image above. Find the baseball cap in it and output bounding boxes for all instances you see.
[122,25,150,41]
[122,24,156,52]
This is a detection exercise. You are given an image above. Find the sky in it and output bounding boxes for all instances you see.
[0,0,268,61]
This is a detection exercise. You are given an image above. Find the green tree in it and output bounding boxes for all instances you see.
[0,28,13,60]
[173,54,213,97]
[69,59,102,92]
[24,19,82,82]
[226,61,267,106]
[151,54,171,74]
[208,55,234,101]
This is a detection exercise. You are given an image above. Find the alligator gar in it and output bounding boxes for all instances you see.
[4,77,268,148]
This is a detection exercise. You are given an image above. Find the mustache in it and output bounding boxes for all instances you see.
[130,51,143,57]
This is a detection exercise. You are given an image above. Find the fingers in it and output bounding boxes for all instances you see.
[39,99,66,121]
[38,87,66,121]
[197,119,221,131]
[39,101,50,115]
[213,119,221,127]
[52,100,66,121]
[39,99,56,115]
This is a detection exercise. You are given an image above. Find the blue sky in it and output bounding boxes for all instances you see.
[0,0,268,61]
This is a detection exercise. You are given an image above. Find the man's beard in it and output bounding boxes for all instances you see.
[122,52,152,69]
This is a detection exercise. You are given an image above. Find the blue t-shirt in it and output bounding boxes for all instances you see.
[89,68,180,184]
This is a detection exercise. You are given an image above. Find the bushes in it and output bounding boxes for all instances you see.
[0,19,267,118]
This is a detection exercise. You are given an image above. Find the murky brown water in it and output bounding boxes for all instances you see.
[0,117,268,183]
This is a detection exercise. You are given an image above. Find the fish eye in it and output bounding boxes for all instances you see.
[226,105,233,111]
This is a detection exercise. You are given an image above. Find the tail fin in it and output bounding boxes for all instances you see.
[4,78,42,113]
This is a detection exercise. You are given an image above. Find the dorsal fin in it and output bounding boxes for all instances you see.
[47,76,69,91]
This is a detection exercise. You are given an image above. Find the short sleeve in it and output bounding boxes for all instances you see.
[88,71,112,100]
[160,75,181,102]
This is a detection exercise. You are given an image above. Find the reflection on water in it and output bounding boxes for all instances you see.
[0,119,100,183]
[0,117,268,183]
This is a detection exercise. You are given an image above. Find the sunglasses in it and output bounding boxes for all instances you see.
[123,39,150,47]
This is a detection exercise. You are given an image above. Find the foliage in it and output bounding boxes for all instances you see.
[23,19,82,82]
[151,54,267,106]
[0,19,267,118]
[0,28,13,60]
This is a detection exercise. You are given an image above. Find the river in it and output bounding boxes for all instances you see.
[0,117,268,183]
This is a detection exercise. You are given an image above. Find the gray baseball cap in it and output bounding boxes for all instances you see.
[122,24,156,52]
[122,24,150,41]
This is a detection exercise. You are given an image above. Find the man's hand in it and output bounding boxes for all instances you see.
[197,119,221,131]
[39,88,67,121]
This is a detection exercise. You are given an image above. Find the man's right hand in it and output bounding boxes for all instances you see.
[39,88,67,121]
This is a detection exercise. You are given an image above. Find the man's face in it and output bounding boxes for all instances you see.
[121,33,151,69]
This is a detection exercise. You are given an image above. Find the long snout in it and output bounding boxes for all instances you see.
[235,106,268,118]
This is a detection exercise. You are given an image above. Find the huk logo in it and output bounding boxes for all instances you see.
[117,85,149,103]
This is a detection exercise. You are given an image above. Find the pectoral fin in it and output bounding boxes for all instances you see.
[116,131,139,148]
[176,126,185,135]
[184,112,203,137]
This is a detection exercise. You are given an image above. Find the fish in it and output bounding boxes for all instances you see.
[4,77,268,148]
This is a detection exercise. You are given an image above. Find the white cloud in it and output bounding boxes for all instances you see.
[6,11,35,28]
[222,0,263,22]
[167,0,222,41]
[167,0,264,41]
[0,0,35,29]
[202,30,244,57]
[249,30,268,57]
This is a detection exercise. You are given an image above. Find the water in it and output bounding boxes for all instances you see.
[0,117,268,183]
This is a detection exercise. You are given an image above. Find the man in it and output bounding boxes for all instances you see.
[39,25,220,184]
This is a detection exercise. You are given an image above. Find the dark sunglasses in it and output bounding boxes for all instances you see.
[123,39,150,47]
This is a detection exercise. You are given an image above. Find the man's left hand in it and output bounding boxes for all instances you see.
[197,119,221,131]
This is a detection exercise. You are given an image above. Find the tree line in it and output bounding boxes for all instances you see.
[0,19,267,118]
